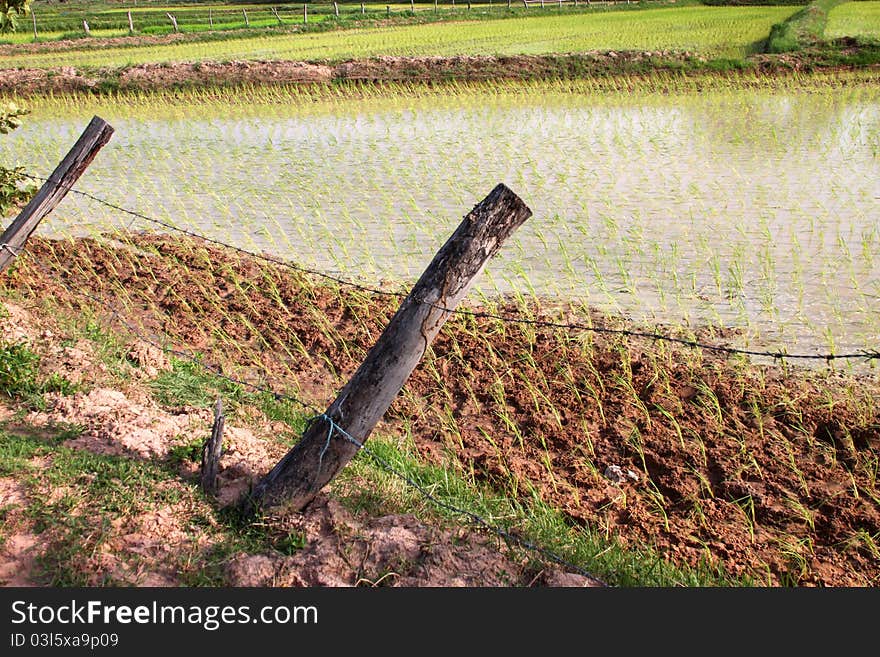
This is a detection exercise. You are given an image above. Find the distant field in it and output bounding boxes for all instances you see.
[0,5,800,68]
[826,1,880,39]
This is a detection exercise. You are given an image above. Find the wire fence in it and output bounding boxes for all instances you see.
[47,274,608,587]
[24,174,880,365]
[4,171,880,587]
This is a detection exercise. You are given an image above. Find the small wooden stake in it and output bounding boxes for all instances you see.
[242,8,249,26]
[201,398,225,495]
[242,184,532,515]
[31,10,37,40]
[0,116,114,273]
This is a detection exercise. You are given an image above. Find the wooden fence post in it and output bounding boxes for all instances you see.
[209,8,214,28]
[334,2,339,17]
[241,184,532,516]
[303,4,308,24]
[127,10,134,34]
[201,398,225,495]
[31,10,37,40]
[0,116,114,273]
[242,8,249,26]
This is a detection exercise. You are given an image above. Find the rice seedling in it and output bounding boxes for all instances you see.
[0,4,802,68]
[826,0,880,39]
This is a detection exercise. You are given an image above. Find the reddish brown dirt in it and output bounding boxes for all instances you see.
[2,48,878,96]
[3,234,880,586]
[0,271,596,587]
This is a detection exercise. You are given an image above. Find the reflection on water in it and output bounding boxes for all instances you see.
[2,81,879,360]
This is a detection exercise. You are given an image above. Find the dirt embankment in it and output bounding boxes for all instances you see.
[3,234,879,587]
[2,42,878,96]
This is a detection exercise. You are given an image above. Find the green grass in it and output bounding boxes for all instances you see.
[0,341,76,405]
[335,434,751,586]
[826,0,880,39]
[1,5,801,68]
[766,0,843,52]
[0,420,310,586]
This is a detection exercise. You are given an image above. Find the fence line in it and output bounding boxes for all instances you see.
[21,173,880,365]
[42,270,608,587]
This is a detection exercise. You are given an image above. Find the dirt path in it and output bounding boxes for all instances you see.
[2,45,878,96]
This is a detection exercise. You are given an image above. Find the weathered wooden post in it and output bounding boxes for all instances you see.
[362,2,366,14]
[272,6,283,24]
[201,398,225,495]
[242,8,249,26]
[166,12,178,33]
[127,10,134,34]
[0,117,114,273]
[334,1,339,17]
[209,8,214,28]
[241,184,532,515]
[31,10,37,40]
[82,19,90,36]
[410,0,415,13]
[303,4,308,23]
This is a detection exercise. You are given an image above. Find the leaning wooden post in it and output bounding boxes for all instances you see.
[127,10,134,34]
[242,184,531,515]
[0,116,114,273]
[166,12,178,33]
[242,8,249,26]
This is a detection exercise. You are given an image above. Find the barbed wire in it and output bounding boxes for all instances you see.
[41,269,608,587]
[22,173,879,365]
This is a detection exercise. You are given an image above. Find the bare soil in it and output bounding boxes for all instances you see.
[0,266,598,588]
[2,45,878,96]
[2,234,878,587]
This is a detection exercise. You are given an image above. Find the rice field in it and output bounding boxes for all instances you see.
[0,5,801,68]
[826,1,880,39]
[2,71,878,362]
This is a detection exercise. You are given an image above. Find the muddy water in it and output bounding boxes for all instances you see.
[3,81,879,360]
